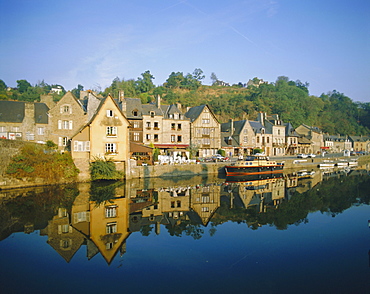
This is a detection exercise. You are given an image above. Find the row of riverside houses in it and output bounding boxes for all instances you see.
[1,91,369,174]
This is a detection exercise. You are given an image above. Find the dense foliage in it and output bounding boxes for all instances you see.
[1,71,369,135]
[89,158,123,181]
[6,144,79,182]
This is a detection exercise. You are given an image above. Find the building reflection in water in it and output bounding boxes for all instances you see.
[3,166,368,265]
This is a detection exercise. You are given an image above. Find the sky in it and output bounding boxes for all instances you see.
[0,0,369,102]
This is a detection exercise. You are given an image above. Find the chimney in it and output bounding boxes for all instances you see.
[118,90,124,102]
[156,95,161,108]
[229,118,234,134]
[257,112,265,126]
[176,102,182,111]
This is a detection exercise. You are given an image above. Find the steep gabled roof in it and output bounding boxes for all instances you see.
[185,105,206,122]
[284,122,298,136]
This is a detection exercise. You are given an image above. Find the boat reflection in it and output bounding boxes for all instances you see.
[0,166,369,265]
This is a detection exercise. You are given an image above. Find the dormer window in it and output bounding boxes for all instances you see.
[132,109,138,117]
[150,111,155,118]
[261,129,265,134]
[107,110,113,117]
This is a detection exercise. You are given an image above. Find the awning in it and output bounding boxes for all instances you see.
[320,147,330,149]
[154,144,189,149]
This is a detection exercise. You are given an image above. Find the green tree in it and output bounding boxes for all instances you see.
[136,70,155,93]
[17,79,32,93]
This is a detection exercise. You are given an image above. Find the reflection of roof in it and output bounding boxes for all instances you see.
[154,144,189,149]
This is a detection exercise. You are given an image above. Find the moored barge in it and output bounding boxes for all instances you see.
[225,155,284,176]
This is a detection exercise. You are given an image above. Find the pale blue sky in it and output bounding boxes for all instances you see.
[1,0,369,102]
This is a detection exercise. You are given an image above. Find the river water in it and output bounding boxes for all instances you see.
[0,167,369,294]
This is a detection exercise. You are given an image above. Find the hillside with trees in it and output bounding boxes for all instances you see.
[1,70,369,135]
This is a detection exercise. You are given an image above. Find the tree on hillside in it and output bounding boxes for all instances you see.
[17,79,32,93]
[136,70,155,93]
[210,72,218,85]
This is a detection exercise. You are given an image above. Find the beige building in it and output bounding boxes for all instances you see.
[295,124,323,154]
[71,95,130,178]
[185,105,221,157]
[221,119,255,157]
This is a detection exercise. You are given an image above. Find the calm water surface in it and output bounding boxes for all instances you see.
[0,168,369,294]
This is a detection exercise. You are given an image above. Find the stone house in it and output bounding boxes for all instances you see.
[71,95,130,179]
[324,134,352,153]
[221,119,255,157]
[257,113,286,156]
[0,99,50,143]
[285,123,299,155]
[185,105,221,157]
[348,135,370,152]
[48,92,88,150]
[295,124,323,154]
[249,121,273,156]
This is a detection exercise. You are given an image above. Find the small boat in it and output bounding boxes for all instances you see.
[225,155,284,176]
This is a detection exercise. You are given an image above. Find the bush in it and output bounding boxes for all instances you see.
[6,143,79,182]
[90,158,123,181]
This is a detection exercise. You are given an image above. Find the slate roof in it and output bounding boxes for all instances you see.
[120,98,143,119]
[142,103,164,116]
[185,105,206,122]
[249,121,269,134]
[0,100,49,124]
[284,122,299,136]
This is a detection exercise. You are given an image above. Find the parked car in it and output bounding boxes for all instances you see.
[297,153,308,158]
[307,153,316,158]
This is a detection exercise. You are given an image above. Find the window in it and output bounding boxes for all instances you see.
[171,201,175,208]
[171,135,175,142]
[171,123,176,130]
[74,141,90,152]
[154,122,159,129]
[177,135,182,142]
[105,206,117,218]
[105,143,116,154]
[243,136,248,143]
[133,121,139,128]
[74,211,90,223]
[203,128,210,135]
[146,121,151,129]
[106,222,117,234]
[203,138,210,145]
[59,137,68,146]
[133,132,139,141]
[154,134,159,142]
[202,196,210,203]
[146,134,151,141]
[107,110,113,117]
[202,112,210,124]
[106,126,117,136]
[257,136,260,144]
[177,200,181,208]
[13,127,20,132]
[58,224,71,234]
[277,129,280,135]
[201,207,209,212]
[60,105,71,114]
[106,243,114,250]
[177,124,182,130]
[267,137,270,143]
[37,127,44,135]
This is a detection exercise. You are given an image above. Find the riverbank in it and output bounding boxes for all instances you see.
[1,155,369,191]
